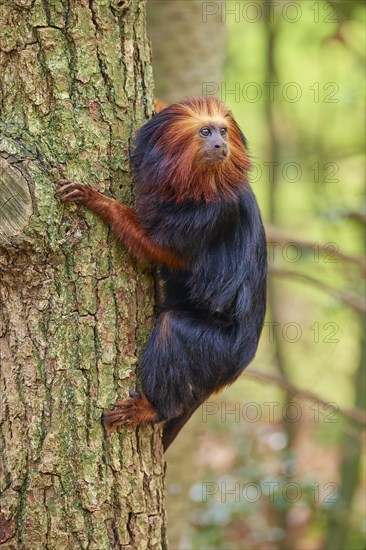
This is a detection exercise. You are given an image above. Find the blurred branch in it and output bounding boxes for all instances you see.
[343,210,366,225]
[269,265,366,312]
[245,368,366,426]
[266,225,366,274]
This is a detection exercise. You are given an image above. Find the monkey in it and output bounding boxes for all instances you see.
[56,97,267,450]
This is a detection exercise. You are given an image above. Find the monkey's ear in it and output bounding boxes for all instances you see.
[227,112,248,149]
[238,128,248,149]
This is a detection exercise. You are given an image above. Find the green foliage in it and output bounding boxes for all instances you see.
[167,1,365,548]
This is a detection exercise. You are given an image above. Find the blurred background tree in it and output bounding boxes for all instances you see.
[147,0,365,549]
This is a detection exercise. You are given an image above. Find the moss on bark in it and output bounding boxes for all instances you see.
[0,1,167,548]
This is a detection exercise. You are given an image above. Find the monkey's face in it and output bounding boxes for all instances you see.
[134,97,251,202]
[197,122,229,164]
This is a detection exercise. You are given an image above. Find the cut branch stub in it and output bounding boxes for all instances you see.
[0,157,33,237]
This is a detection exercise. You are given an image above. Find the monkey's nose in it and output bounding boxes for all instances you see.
[215,143,228,156]
[215,143,227,157]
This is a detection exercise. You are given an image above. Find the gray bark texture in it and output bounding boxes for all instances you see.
[0,1,167,548]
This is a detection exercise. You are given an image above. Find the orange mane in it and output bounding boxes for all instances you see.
[134,97,251,204]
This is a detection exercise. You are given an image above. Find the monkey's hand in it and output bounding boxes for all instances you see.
[56,179,186,269]
[56,179,101,209]
[103,391,159,428]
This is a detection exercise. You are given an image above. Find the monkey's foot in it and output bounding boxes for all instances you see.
[103,391,159,428]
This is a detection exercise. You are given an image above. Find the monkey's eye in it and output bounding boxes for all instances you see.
[199,127,211,137]
[220,128,227,136]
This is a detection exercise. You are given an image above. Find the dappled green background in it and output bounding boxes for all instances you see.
[148,1,365,549]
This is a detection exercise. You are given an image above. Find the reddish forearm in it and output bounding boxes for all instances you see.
[56,182,186,270]
[90,194,186,269]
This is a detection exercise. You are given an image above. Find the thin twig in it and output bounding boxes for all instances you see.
[269,265,366,312]
[265,225,366,274]
[245,368,366,426]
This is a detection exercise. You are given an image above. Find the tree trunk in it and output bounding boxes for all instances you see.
[0,1,167,549]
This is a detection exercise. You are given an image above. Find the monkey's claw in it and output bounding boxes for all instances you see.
[55,179,95,205]
[102,394,158,428]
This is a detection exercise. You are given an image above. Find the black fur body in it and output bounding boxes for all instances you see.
[131,110,267,448]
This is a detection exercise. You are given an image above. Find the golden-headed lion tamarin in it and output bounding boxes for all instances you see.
[56,97,267,450]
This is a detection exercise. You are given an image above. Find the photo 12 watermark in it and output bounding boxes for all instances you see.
[201,400,340,424]
[264,242,340,264]
[250,161,340,185]
[202,2,340,24]
[202,81,340,104]
[201,480,339,504]
[263,321,340,343]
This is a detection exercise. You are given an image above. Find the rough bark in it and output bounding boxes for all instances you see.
[0,1,167,549]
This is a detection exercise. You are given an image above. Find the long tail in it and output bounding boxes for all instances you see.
[163,401,203,452]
